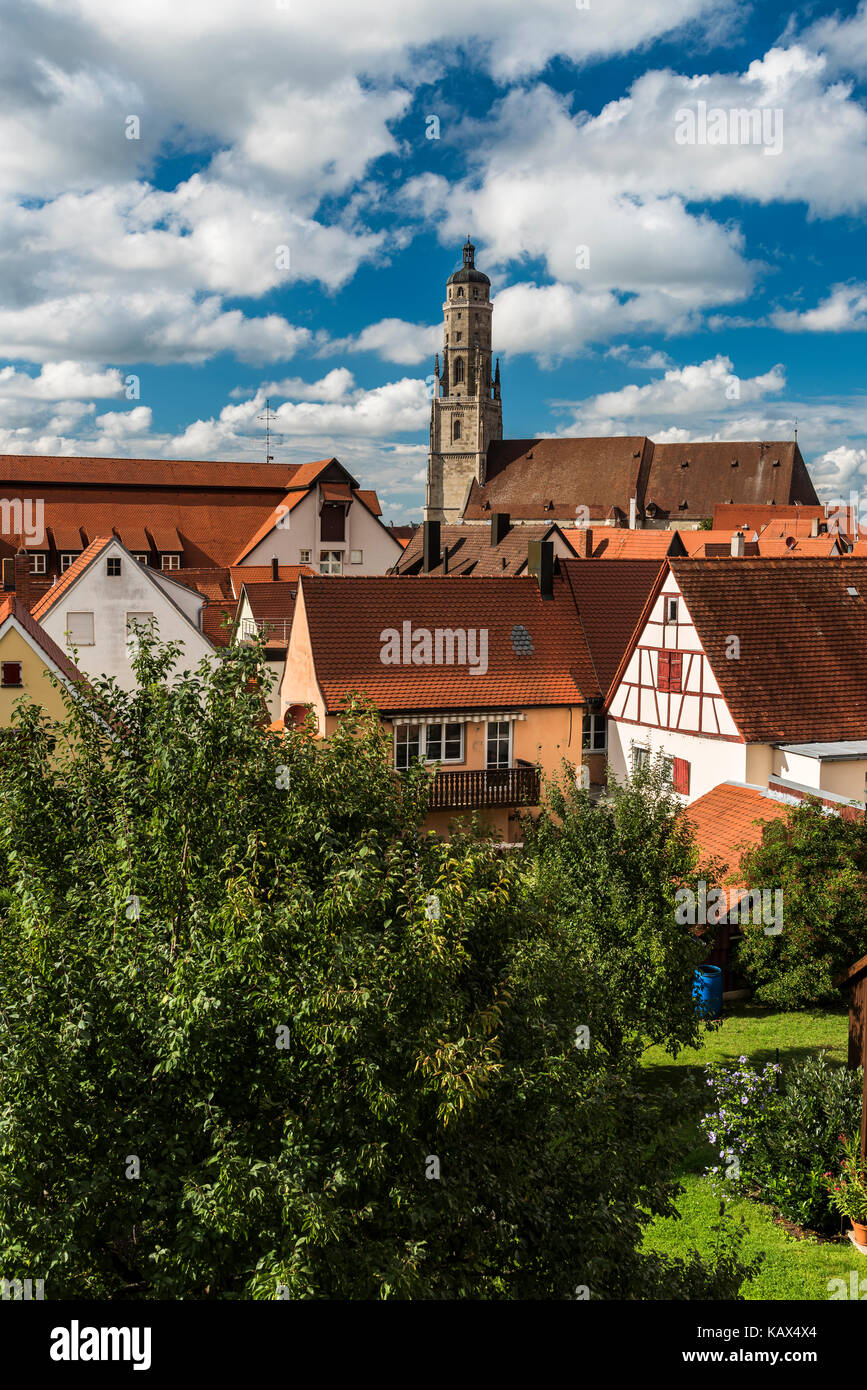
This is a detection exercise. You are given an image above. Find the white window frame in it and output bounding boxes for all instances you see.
[29,553,46,574]
[299,549,312,565]
[422,721,464,765]
[631,744,650,774]
[319,550,343,575]
[486,719,512,769]
[665,597,678,623]
[394,724,422,770]
[161,554,181,571]
[582,712,607,753]
[66,612,94,647]
[350,549,363,565]
[106,557,122,577]
[133,553,150,566]
[60,552,79,573]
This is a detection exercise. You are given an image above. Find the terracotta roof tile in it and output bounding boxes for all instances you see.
[686,781,790,883]
[561,559,667,699]
[395,522,566,576]
[670,557,867,742]
[299,574,596,713]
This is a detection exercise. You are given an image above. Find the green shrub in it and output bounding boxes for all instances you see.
[702,1052,863,1233]
[735,801,867,1009]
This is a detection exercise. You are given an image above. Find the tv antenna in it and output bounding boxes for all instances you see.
[257,397,279,462]
[793,416,798,443]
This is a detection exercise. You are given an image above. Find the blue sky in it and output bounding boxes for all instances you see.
[2,0,867,520]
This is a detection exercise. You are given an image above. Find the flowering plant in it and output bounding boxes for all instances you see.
[699,1057,782,1194]
[824,1134,867,1224]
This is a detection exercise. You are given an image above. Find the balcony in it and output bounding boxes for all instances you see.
[429,765,540,811]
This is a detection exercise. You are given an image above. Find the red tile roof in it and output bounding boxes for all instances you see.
[298,574,596,713]
[0,454,387,570]
[645,442,817,520]
[579,529,685,559]
[670,557,867,742]
[561,559,668,699]
[686,782,790,883]
[713,503,826,532]
[394,522,568,576]
[238,581,298,649]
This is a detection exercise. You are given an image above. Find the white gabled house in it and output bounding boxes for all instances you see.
[29,535,214,690]
[606,556,867,806]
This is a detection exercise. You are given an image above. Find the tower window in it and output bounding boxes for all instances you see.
[454,357,465,384]
[453,419,462,441]
[457,287,464,297]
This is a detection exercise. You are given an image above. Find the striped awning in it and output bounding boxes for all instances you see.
[386,711,526,726]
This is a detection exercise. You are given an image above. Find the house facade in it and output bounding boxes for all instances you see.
[606,557,867,807]
[30,536,214,690]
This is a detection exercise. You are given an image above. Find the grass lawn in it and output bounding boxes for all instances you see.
[641,1002,859,1300]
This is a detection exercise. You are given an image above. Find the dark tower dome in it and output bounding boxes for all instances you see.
[447,236,490,286]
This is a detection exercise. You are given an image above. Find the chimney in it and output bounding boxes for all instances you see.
[14,549,31,606]
[490,512,510,546]
[423,519,440,573]
[271,555,279,581]
[629,496,638,530]
[528,539,554,599]
[2,557,14,591]
[730,531,745,558]
[810,517,819,538]
[578,527,593,559]
[442,545,449,575]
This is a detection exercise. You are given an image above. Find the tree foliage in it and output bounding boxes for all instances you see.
[735,800,867,1009]
[0,641,755,1299]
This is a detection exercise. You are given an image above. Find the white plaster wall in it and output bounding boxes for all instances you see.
[39,541,214,691]
[243,491,402,575]
[608,720,748,803]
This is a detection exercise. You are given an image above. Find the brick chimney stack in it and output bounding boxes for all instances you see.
[14,549,31,607]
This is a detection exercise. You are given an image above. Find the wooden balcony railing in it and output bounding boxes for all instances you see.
[429,765,540,811]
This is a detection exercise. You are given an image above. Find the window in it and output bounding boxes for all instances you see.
[320,503,346,543]
[657,650,683,693]
[486,720,511,769]
[60,553,79,572]
[133,554,150,566]
[632,745,650,774]
[453,418,462,441]
[299,549,312,564]
[582,713,607,752]
[455,332,463,342]
[394,724,421,770]
[161,555,180,571]
[1,661,22,688]
[672,757,690,795]
[454,357,465,384]
[350,550,363,564]
[126,613,154,635]
[106,557,122,577]
[424,722,463,764]
[29,553,46,574]
[457,287,464,297]
[665,597,678,623]
[319,551,343,575]
[66,612,94,647]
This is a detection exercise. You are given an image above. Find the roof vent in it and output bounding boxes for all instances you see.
[847,586,859,597]
[545,499,554,511]
[680,459,689,469]
[730,458,738,468]
[772,458,781,467]
[679,500,688,510]
[526,450,533,459]
[633,450,641,458]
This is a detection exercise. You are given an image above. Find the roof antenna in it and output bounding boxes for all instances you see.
[257,397,278,463]
[793,416,798,443]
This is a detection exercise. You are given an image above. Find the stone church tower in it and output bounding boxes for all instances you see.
[425,238,502,521]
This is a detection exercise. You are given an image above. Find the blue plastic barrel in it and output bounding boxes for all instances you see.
[693,965,723,1020]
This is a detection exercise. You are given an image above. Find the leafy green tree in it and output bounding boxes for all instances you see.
[735,799,867,1008]
[525,757,715,1064]
[0,640,756,1299]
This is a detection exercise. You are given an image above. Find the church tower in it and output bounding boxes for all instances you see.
[425,237,502,521]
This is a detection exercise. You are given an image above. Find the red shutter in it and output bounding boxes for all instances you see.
[672,757,690,795]
[657,651,670,691]
[669,651,683,693]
